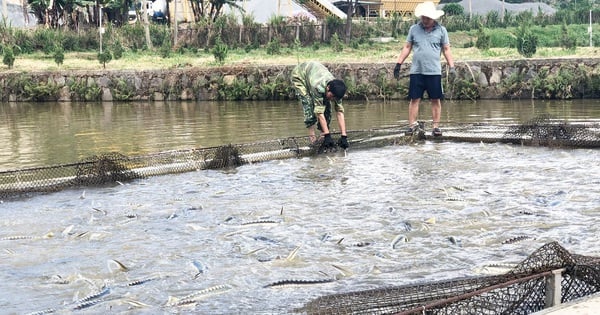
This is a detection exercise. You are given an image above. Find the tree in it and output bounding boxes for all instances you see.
[344,0,356,45]
[97,50,112,68]
[53,46,65,66]
[3,46,15,69]
[208,0,243,22]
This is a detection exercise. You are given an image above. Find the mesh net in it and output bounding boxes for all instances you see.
[296,242,600,315]
[1,115,599,199]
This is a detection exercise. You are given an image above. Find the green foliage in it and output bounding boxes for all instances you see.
[447,76,480,101]
[15,76,59,101]
[475,27,491,51]
[488,29,516,48]
[500,67,528,99]
[257,77,289,100]
[443,3,464,16]
[33,29,59,54]
[330,33,343,53]
[266,38,281,55]
[112,78,134,101]
[112,40,124,60]
[159,37,171,58]
[390,13,403,38]
[2,45,15,68]
[68,79,102,101]
[531,64,588,99]
[53,45,64,66]
[212,37,229,64]
[218,78,258,100]
[325,16,344,32]
[560,23,576,51]
[516,22,537,58]
[98,50,113,69]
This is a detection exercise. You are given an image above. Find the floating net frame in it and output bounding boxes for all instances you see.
[295,242,600,315]
[1,115,599,199]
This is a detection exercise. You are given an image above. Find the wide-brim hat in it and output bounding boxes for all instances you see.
[415,1,445,20]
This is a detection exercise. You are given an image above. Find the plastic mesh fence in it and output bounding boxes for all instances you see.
[1,115,599,199]
[296,242,600,315]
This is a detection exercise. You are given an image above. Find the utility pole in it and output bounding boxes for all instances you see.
[143,0,152,49]
[469,0,472,20]
[99,5,104,53]
[173,0,178,47]
[501,0,505,23]
[590,9,593,47]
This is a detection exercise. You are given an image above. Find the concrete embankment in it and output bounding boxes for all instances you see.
[1,58,599,102]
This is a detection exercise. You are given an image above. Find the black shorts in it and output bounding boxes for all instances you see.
[408,74,443,100]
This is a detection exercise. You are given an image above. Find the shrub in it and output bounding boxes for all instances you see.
[266,38,281,55]
[212,37,228,64]
[475,27,491,50]
[2,45,15,68]
[516,20,537,58]
[330,33,343,52]
[98,50,112,68]
[53,46,65,66]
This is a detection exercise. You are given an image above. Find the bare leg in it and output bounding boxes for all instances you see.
[408,98,421,126]
[431,99,441,128]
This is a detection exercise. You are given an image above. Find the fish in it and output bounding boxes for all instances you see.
[502,235,531,244]
[391,234,408,249]
[165,284,232,307]
[331,264,354,278]
[285,246,301,261]
[240,219,280,226]
[263,278,334,288]
[107,259,129,273]
[72,299,103,310]
[92,207,107,215]
[71,287,110,310]
[25,308,57,315]
[192,260,207,278]
[1,232,54,241]
[126,276,159,286]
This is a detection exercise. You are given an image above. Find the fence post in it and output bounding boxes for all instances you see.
[545,268,565,308]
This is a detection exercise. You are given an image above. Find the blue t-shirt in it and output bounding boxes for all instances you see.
[406,22,450,75]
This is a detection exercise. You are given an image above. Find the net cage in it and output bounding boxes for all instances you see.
[1,114,599,199]
[295,241,600,315]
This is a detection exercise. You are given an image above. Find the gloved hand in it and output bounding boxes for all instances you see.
[393,63,402,79]
[337,135,349,149]
[449,67,457,81]
[321,133,335,149]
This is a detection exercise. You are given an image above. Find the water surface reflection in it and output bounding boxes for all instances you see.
[1,99,599,170]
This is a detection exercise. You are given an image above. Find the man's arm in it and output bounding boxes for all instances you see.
[336,111,347,136]
[397,42,413,64]
[316,113,329,135]
[442,44,454,68]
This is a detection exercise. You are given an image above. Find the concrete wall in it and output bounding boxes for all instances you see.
[1,58,598,102]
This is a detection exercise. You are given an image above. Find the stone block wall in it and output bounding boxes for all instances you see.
[0,58,598,102]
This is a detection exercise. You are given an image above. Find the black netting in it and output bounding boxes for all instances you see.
[296,242,600,315]
[1,116,599,199]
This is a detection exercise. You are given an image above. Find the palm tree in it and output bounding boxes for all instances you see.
[208,0,243,21]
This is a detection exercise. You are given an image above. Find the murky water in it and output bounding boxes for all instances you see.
[1,99,599,170]
[0,99,599,314]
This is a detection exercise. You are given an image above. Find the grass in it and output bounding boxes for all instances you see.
[6,40,600,72]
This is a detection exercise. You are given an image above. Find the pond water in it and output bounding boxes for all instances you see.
[0,99,599,314]
[1,99,599,170]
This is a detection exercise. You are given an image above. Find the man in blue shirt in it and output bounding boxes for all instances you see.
[393,1,456,137]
